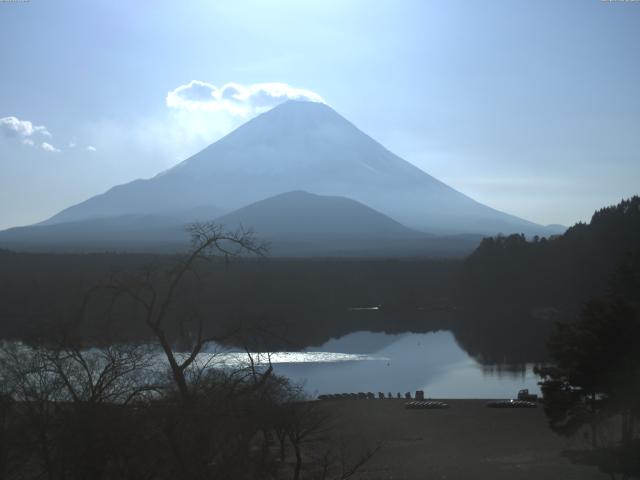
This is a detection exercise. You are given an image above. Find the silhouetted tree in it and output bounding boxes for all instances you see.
[536,297,640,479]
[102,222,267,403]
[0,220,389,480]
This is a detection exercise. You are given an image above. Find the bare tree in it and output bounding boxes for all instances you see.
[0,223,381,480]
[0,339,164,480]
[102,222,267,402]
[277,399,382,480]
[316,438,382,480]
[0,368,16,480]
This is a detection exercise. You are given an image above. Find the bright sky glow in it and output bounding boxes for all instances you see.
[1,0,638,229]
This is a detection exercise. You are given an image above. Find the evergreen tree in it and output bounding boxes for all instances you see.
[536,297,640,478]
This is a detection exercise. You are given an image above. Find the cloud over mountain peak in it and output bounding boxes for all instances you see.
[166,81,324,116]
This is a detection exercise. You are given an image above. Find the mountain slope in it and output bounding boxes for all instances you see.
[0,191,485,257]
[214,190,435,256]
[42,100,554,236]
[0,215,189,252]
[216,190,423,240]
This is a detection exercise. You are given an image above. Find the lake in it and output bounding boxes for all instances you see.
[256,330,541,399]
[2,330,541,400]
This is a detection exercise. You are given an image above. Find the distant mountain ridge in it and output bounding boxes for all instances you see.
[0,100,566,256]
[0,190,484,257]
[216,190,423,240]
[42,100,559,236]
[214,190,436,257]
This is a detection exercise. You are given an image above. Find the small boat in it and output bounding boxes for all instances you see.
[486,399,537,408]
[404,401,449,410]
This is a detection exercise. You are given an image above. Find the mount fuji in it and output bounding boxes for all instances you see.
[0,100,562,255]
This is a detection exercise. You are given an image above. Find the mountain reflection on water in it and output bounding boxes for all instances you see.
[268,331,540,399]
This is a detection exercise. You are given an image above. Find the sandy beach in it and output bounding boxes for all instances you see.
[322,399,608,480]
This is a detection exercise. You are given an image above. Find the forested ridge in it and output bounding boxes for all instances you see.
[460,195,640,310]
[0,197,638,364]
[452,196,640,363]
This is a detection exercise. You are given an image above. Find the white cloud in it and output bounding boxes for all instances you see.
[41,142,60,153]
[166,81,324,116]
[0,116,92,154]
[0,116,51,145]
[78,81,323,175]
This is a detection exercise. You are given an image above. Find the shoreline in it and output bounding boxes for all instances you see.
[320,399,608,479]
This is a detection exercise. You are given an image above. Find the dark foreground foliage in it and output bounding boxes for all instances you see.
[535,210,640,480]
[0,342,377,480]
[537,298,640,479]
[456,196,640,363]
[0,222,379,480]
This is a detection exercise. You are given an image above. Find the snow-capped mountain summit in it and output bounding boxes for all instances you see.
[42,100,551,236]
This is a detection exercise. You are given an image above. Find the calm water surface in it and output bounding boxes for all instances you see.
[267,331,540,399]
[6,331,540,400]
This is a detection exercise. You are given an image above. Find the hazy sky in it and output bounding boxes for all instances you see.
[1,0,639,230]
